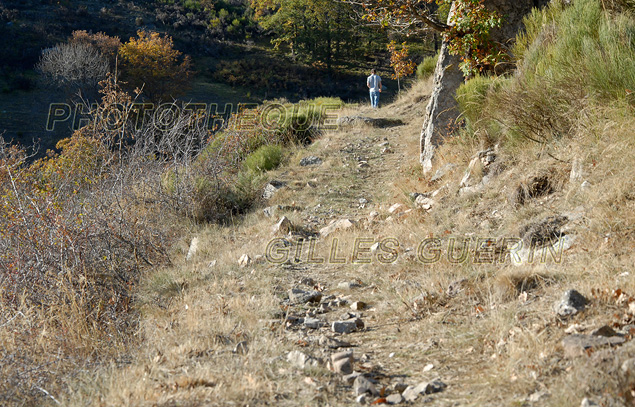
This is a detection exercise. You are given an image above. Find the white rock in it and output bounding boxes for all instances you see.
[186,237,199,261]
[238,253,251,267]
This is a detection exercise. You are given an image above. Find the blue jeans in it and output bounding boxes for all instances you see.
[370,90,380,108]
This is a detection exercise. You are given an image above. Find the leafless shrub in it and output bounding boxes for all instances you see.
[37,42,109,90]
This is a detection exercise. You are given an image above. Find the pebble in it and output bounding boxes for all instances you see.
[304,317,322,329]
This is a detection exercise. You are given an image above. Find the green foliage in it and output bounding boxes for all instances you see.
[416,52,439,80]
[461,0,635,148]
[514,0,635,102]
[250,0,382,68]
[243,144,283,173]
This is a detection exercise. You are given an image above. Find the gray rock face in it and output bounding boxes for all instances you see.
[420,0,550,173]
[554,289,588,317]
[300,156,323,166]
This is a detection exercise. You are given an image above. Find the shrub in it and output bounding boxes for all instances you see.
[417,53,438,80]
[243,144,283,173]
[37,42,109,89]
[119,30,192,100]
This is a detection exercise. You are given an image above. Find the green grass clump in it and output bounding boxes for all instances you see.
[243,144,283,173]
[461,0,635,148]
[417,53,438,80]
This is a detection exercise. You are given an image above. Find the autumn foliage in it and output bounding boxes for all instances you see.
[361,0,503,76]
[119,30,192,100]
[387,40,416,90]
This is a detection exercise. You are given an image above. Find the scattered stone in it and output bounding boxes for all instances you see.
[378,141,389,147]
[356,394,368,405]
[304,317,322,329]
[300,156,323,166]
[300,277,315,286]
[208,259,217,268]
[415,195,435,211]
[344,371,362,384]
[402,386,418,402]
[369,211,380,219]
[554,289,588,317]
[319,218,356,237]
[386,394,403,404]
[581,180,591,190]
[358,161,370,169]
[351,301,367,311]
[263,180,286,199]
[370,242,380,252]
[332,320,357,334]
[331,351,354,374]
[318,335,351,349]
[562,334,626,358]
[359,198,369,205]
[288,288,322,304]
[273,216,294,234]
[238,254,251,268]
[381,147,394,154]
[581,398,599,407]
[233,341,248,355]
[186,237,199,261]
[287,350,321,369]
[354,376,377,396]
[338,281,362,290]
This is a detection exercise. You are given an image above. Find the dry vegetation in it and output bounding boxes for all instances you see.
[2,1,635,406]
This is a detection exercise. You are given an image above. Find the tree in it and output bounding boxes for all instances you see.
[387,40,416,91]
[118,30,192,100]
[358,0,503,76]
[250,0,370,69]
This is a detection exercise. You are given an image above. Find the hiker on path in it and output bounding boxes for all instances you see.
[367,69,382,108]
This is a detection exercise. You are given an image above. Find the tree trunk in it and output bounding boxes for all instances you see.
[419,0,551,173]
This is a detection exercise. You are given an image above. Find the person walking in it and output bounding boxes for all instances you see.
[367,69,382,109]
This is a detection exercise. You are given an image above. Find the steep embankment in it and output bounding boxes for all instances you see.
[67,1,635,406]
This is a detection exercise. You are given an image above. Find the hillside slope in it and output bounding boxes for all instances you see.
[70,68,634,407]
[5,0,633,406]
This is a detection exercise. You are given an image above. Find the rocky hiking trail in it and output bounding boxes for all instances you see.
[87,87,635,407]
